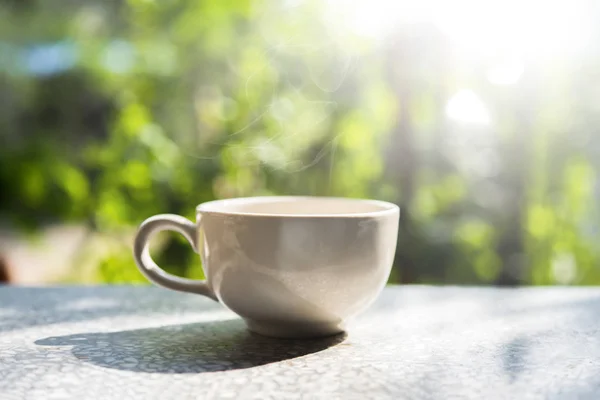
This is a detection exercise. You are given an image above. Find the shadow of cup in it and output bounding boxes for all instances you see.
[35,319,346,374]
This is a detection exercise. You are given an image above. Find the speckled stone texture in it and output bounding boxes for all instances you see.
[1,286,600,399]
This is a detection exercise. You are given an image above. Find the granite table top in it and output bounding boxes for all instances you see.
[0,285,599,400]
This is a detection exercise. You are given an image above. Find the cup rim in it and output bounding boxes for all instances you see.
[196,196,399,218]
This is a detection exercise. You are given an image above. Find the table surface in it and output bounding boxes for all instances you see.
[1,285,599,400]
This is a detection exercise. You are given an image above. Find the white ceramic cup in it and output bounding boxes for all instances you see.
[133,196,399,338]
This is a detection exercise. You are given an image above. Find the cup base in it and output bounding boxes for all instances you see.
[244,319,345,339]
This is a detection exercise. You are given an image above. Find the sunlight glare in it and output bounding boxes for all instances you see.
[487,59,524,85]
[435,0,591,61]
[329,0,591,60]
[446,90,490,125]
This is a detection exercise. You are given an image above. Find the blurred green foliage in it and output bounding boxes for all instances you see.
[1,0,600,285]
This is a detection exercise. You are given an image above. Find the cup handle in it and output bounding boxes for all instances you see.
[133,214,218,301]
